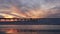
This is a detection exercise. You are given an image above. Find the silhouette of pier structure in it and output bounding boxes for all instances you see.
[0,18,60,25]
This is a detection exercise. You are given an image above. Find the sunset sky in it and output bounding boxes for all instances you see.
[0,0,60,18]
[0,0,60,33]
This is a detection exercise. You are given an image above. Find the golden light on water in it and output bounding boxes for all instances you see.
[6,29,18,34]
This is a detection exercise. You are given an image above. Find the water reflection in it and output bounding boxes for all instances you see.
[0,25,60,34]
[0,30,60,34]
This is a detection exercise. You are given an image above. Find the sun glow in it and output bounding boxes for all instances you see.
[6,29,18,34]
[0,5,46,18]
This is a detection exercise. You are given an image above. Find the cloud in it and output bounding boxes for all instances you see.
[46,6,60,18]
[0,0,60,18]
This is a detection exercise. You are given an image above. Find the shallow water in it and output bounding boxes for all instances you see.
[0,25,60,34]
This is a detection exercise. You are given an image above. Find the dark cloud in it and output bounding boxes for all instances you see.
[46,6,60,18]
[47,13,60,18]
[0,15,4,18]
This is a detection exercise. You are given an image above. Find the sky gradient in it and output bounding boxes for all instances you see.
[0,0,60,18]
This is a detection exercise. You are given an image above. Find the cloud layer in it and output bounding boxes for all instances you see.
[0,0,60,18]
